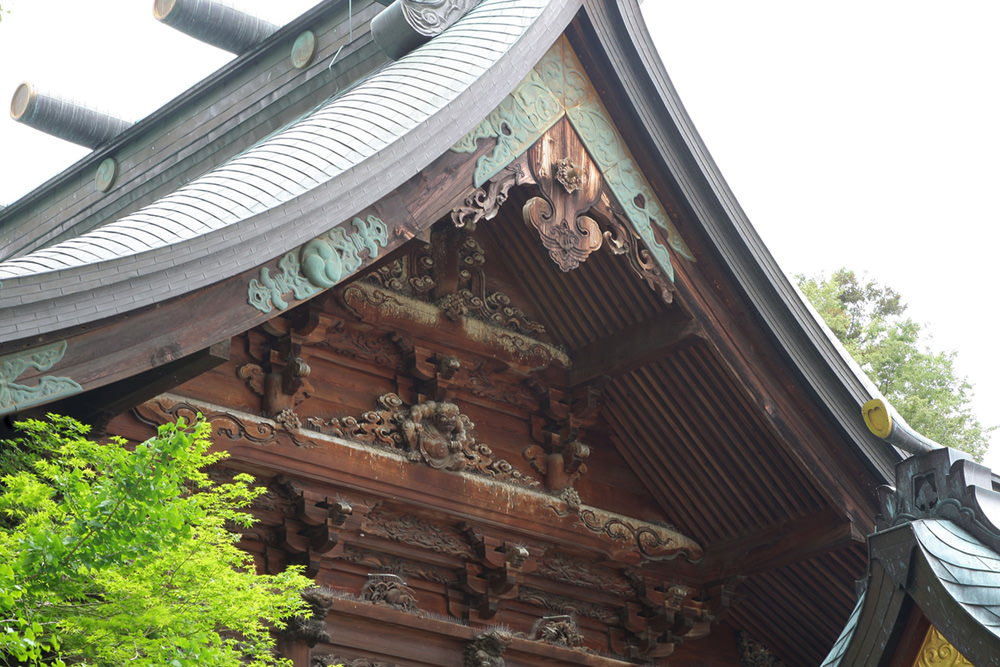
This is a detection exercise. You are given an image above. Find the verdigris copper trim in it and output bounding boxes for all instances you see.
[452,37,692,281]
[0,341,82,415]
[248,215,389,314]
[402,0,482,36]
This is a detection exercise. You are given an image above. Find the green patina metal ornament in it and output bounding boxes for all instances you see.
[248,214,389,314]
[0,340,83,415]
[95,157,118,193]
[290,30,316,69]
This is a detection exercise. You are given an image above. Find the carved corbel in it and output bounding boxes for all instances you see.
[391,334,460,402]
[523,383,603,491]
[523,119,605,271]
[460,527,536,619]
[619,576,717,660]
[277,478,358,575]
[238,333,314,419]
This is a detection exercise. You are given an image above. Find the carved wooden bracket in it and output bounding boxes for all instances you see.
[451,156,532,230]
[617,575,721,660]
[459,527,536,620]
[238,332,314,419]
[277,478,359,575]
[391,333,460,402]
[523,119,605,271]
[283,586,336,647]
[523,383,603,491]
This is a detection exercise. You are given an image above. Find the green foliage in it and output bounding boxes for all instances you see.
[0,415,311,666]
[799,269,992,460]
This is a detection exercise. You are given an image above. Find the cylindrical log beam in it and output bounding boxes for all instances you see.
[153,0,278,55]
[863,398,939,455]
[10,83,132,149]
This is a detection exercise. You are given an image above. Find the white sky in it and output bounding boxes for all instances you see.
[2,1,998,466]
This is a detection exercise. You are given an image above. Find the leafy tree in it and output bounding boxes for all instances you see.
[0,415,311,666]
[799,269,992,460]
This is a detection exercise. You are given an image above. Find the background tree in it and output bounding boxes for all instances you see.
[0,415,311,666]
[799,269,992,460]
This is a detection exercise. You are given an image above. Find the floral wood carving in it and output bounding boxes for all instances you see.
[451,157,531,230]
[313,658,400,667]
[518,587,619,624]
[339,283,567,369]
[737,631,786,667]
[362,573,417,612]
[306,393,539,488]
[132,397,320,449]
[603,213,675,303]
[365,230,546,337]
[360,508,475,559]
[523,119,604,272]
[341,545,456,585]
[536,555,633,597]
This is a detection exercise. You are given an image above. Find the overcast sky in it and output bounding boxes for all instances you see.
[2,1,998,466]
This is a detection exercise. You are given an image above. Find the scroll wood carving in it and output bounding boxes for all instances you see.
[523,121,604,271]
[361,508,475,559]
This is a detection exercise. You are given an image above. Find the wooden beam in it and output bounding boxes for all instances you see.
[45,340,231,432]
[569,310,702,386]
[698,507,866,581]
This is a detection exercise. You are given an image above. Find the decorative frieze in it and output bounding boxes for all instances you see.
[0,340,82,415]
[340,282,567,369]
[535,554,633,597]
[307,393,539,488]
[361,508,476,560]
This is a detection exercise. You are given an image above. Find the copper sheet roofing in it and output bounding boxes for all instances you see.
[0,0,570,338]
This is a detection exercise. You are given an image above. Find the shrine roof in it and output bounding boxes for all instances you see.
[823,449,1000,665]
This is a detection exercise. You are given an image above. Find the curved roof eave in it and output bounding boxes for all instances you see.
[582,0,898,480]
[0,0,583,341]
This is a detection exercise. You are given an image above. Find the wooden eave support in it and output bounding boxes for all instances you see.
[569,309,703,386]
[7,340,230,434]
[697,507,866,581]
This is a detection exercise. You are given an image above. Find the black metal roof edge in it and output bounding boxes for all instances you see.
[0,0,348,228]
[582,0,898,483]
